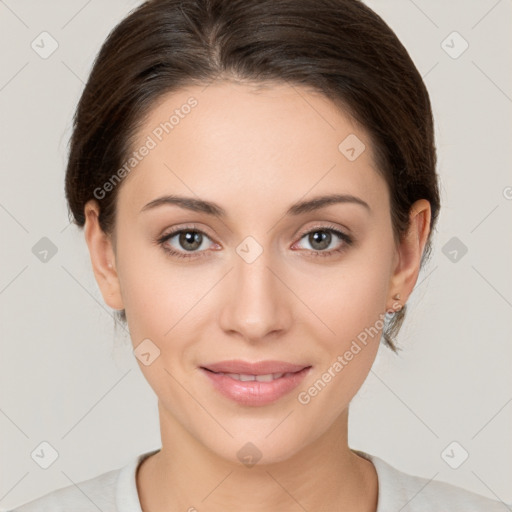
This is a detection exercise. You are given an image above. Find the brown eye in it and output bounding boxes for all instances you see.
[293,225,353,258]
[157,227,216,259]
[178,231,203,251]
[308,230,332,251]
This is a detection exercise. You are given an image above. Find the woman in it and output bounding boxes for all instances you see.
[11,0,507,510]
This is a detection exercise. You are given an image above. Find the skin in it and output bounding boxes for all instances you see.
[83,81,431,511]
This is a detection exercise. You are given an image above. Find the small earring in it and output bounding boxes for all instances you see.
[108,262,113,269]
[393,293,401,300]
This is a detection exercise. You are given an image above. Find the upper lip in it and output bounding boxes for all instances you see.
[201,360,310,375]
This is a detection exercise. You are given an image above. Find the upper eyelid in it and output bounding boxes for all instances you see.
[161,224,213,238]
[295,223,350,239]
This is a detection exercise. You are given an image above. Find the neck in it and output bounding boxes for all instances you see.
[136,403,378,512]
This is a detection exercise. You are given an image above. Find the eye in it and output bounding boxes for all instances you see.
[156,226,218,259]
[292,225,353,257]
[156,223,353,260]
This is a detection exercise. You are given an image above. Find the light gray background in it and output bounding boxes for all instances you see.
[1,0,511,509]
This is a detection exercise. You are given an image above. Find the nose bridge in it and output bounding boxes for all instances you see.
[219,239,290,340]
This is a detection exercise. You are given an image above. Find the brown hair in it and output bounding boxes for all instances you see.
[65,0,440,352]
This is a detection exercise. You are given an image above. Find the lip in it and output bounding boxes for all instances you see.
[200,360,312,406]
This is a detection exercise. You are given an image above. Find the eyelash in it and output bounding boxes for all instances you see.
[155,223,354,260]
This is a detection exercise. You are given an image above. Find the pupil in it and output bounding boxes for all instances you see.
[310,231,331,250]
[180,231,202,251]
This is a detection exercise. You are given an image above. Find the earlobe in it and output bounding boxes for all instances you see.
[388,199,431,307]
[83,200,124,311]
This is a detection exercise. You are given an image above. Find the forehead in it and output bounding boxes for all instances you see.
[117,81,388,217]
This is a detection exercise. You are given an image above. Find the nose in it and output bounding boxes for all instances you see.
[218,246,293,343]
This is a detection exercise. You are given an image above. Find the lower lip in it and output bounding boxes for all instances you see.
[201,367,311,406]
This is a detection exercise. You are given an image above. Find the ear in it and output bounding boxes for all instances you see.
[387,199,432,307]
[83,199,124,311]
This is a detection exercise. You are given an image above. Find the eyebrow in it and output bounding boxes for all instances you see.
[140,193,371,217]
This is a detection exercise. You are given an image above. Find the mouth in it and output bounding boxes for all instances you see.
[200,360,312,406]
[203,370,300,382]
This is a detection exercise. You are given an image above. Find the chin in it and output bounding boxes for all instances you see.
[196,419,312,468]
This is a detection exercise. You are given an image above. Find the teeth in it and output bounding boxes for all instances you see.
[218,372,286,382]
[255,374,274,382]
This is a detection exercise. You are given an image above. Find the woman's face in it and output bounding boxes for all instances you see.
[89,81,409,464]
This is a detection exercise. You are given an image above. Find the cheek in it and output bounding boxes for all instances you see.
[115,242,205,410]
[115,226,207,334]
[300,249,393,345]
[294,236,393,392]
[294,259,390,424]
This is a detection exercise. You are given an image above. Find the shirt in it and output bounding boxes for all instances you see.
[9,448,508,511]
